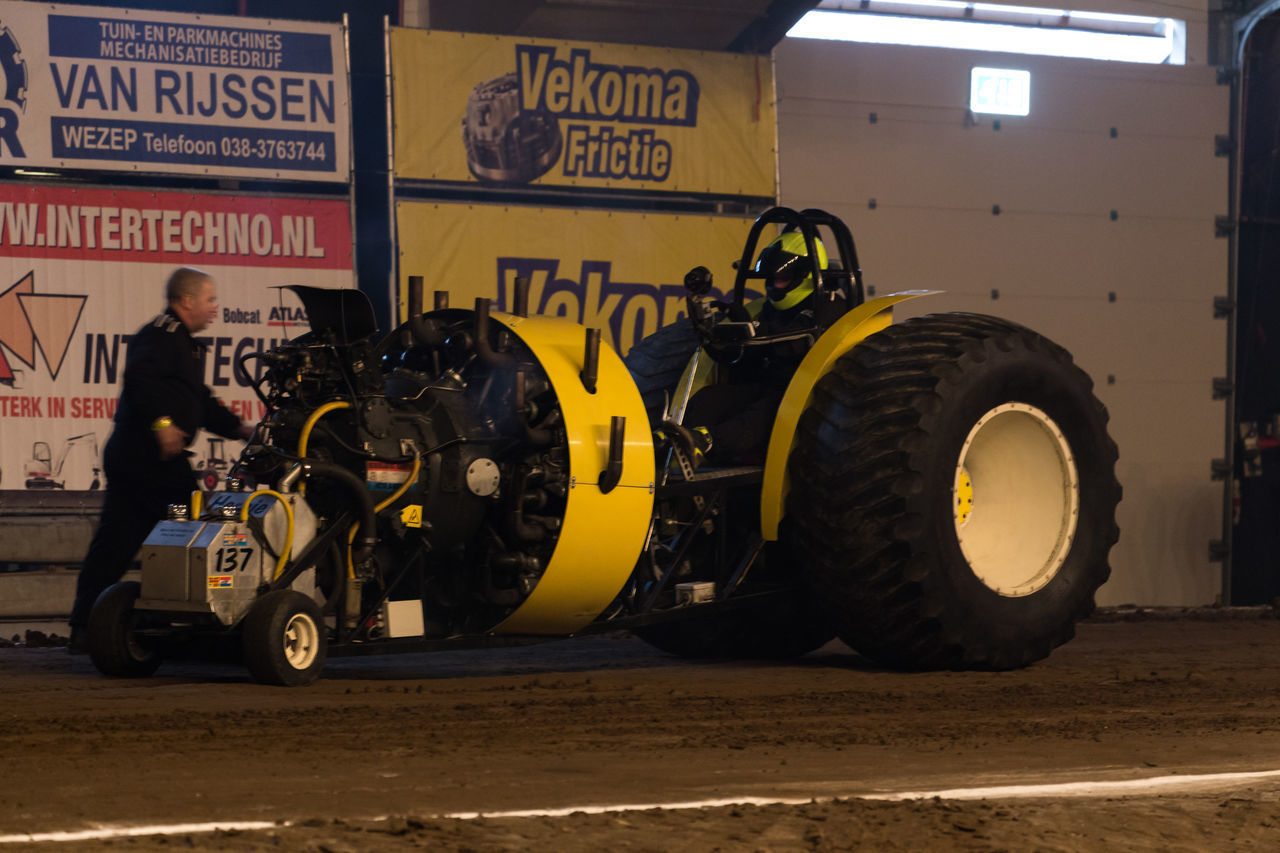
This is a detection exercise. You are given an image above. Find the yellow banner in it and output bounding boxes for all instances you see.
[390,28,776,198]
[396,202,760,356]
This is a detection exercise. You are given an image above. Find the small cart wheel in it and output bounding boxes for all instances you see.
[242,590,327,687]
[88,581,163,678]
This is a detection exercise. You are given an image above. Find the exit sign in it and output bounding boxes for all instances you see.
[970,67,1031,116]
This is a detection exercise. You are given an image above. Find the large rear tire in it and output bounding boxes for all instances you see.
[88,581,163,677]
[242,590,327,686]
[788,313,1120,670]
[623,319,701,426]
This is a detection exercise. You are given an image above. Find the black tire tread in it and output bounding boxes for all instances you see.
[788,312,1120,670]
[622,319,702,425]
[87,581,162,678]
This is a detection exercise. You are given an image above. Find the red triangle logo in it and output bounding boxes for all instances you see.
[0,272,36,369]
[18,293,87,380]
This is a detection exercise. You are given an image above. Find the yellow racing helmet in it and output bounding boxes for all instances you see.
[754,230,828,311]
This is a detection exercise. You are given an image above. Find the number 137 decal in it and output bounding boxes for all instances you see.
[214,547,254,572]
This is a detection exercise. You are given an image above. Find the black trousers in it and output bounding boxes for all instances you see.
[683,382,784,467]
[69,429,196,628]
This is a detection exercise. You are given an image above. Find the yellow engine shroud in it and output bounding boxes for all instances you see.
[490,312,656,635]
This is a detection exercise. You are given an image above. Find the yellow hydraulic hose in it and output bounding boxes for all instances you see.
[238,489,295,581]
[190,490,203,520]
[375,453,422,514]
[296,401,352,495]
[345,452,422,579]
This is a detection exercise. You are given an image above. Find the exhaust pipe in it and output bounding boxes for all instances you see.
[406,275,445,347]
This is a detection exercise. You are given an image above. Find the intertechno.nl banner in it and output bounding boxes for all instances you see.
[0,183,353,491]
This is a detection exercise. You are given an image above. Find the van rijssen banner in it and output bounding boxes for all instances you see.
[0,1,349,180]
[0,183,352,491]
[391,29,776,198]
[397,202,759,358]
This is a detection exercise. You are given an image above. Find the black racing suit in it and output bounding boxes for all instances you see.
[70,310,244,629]
[684,298,821,466]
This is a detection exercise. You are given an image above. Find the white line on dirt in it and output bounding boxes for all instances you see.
[0,821,279,845]
[444,796,812,819]
[864,768,1280,801]
[7,768,1280,844]
[445,768,1280,818]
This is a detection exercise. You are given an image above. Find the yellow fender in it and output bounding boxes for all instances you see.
[760,291,939,541]
[490,312,656,635]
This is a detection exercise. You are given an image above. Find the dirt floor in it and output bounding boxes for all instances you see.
[5,611,1280,851]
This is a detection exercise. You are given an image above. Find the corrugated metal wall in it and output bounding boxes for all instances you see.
[774,36,1229,605]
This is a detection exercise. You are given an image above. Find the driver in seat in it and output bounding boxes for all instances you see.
[675,232,830,468]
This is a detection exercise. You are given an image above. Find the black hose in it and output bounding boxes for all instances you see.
[237,351,274,408]
[301,459,379,562]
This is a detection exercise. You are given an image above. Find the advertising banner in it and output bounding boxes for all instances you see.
[0,1,350,181]
[0,183,353,491]
[396,201,759,358]
[391,29,776,198]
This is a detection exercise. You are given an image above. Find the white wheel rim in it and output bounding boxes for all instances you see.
[953,402,1079,597]
[282,612,320,670]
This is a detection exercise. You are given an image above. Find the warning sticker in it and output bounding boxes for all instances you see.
[400,504,422,528]
[207,575,234,589]
[222,532,248,547]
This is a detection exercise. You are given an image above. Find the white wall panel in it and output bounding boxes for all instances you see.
[776,36,1229,605]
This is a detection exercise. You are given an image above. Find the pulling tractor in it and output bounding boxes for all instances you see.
[87,208,1120,685]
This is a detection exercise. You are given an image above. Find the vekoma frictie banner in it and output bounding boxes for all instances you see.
[396,201,759,358]
[391,29,776,198]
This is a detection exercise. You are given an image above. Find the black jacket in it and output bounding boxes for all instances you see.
[114,309,242,445]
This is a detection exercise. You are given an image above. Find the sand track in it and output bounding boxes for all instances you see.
[3,616,1280,850]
